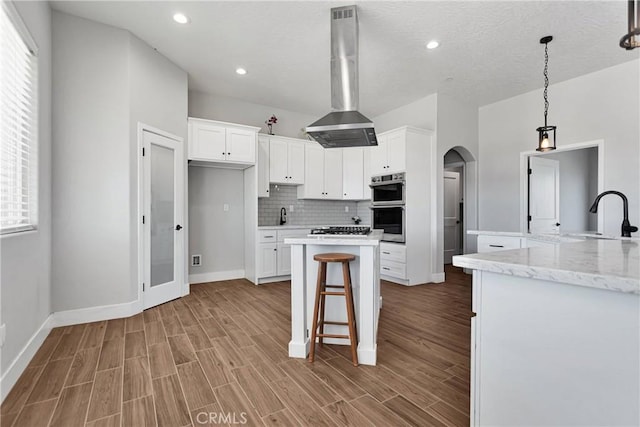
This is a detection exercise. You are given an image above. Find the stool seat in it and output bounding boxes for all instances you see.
[313,253,356,263]
[309,252,358,366]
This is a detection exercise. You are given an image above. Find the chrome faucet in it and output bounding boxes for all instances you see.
[589,191,638,237]
[280,207,287,225]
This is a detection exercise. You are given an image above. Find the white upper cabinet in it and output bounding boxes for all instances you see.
[298,142,343,199]
[257,136,270,197]
[342,147,365,200]
[268,136,305,184]
[370,131,406,175]
[188,118,259,167]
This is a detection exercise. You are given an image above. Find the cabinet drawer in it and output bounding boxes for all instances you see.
[381,259,406,279]
[477,235,522,253]
[380,242,406,263]
[258,230,277,243]
[277,228,310,242]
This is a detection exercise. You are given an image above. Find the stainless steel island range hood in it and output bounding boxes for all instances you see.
[306,5,378,148]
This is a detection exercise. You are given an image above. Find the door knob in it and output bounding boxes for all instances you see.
[175,225,183,231]
[555,222,561,226]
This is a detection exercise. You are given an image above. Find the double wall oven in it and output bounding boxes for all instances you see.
[370,173,405,242]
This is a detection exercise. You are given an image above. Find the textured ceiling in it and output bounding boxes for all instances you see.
[51,1,639,117]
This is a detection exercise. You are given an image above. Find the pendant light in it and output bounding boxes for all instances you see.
[536,36,556,152]
[620,0,640,50]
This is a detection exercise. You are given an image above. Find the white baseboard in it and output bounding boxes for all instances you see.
[257,275,291,285]
[189,269,245,284]
[1,315,52,402]
[50,299,142,328]
[431,272,446,283]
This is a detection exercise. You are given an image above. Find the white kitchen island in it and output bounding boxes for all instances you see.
[453,239,640,426]
[285,230,382,366]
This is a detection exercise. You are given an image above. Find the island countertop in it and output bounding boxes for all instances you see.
[284,229,383,246]
[453,239,640,294]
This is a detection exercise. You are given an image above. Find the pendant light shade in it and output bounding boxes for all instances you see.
[620,0,640,50]
[536,36,556,152]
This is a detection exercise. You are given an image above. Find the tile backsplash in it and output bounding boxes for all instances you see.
[259,184,371,226]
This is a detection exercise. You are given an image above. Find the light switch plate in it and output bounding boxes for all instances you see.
[0,324,6,348]
[223,204,229,211]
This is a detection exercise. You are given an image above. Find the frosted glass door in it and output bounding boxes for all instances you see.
[151,144,175,287]
[143,130,184,309]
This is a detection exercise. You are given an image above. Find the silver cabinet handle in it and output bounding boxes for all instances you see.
[382,251,391,254]
[489,244,504,248]
[382,267,390,271]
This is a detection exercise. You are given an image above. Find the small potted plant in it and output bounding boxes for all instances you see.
[265,114,278,135]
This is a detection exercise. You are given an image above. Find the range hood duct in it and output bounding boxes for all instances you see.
[306,5,378,148]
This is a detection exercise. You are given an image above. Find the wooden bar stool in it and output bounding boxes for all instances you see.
[309,253,359,366]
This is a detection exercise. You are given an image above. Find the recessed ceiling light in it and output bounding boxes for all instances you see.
[236,68,247,75]
[426,40,440,50]
[173,13,189,24]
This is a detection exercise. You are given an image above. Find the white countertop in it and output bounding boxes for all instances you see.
[468,229,638,241]
[284,229,383,246]
[259,224,370,230]
[453,239,640,294]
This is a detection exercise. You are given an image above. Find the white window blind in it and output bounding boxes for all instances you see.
[0,2,38,234]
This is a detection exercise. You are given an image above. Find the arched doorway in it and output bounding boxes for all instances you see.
[437,146,478,280]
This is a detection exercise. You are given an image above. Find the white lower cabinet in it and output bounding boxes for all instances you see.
[257,228,309,281]
[257,243,277,277]
[380,242,407,280]
[477,235,522,253]
[276,242,292,276]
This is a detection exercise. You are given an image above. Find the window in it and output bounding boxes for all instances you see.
[0,2,38,234]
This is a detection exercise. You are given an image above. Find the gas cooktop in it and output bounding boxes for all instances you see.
[309,226,371,236]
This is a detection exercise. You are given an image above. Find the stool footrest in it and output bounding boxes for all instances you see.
[317,333,350,339]
[320,291,346,296]
[321,321,348,326]
[325,285,345,289]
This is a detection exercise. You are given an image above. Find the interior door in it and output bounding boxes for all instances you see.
[529,156,560,233]
[444,171,461,264]
[143,130,184,309]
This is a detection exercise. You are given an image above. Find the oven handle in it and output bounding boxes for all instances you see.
[369,180,405,188]
[369,205,405,209]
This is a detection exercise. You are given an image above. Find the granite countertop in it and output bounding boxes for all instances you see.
[284,229,383,246]
[453,239,640,294]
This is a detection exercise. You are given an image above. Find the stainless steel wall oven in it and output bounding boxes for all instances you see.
[370,173,406,242]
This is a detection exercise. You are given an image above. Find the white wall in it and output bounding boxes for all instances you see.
[128,34,188,297]
[189,91,317,139]
[188,167,245,276]
[52,11,188,312]
[479,60,640,235]
[373,94,437,133]
[1,0,52,380]
[542,147,598,232]
[52,11,131,311]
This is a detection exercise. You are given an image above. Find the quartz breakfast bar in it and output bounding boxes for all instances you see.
[453,239,640,426]
[285,230,382,366]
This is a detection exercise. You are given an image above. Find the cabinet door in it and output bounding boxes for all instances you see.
[276,243,292,276]
[369,136,388,175]
[287,141,305,184]
[386,131,406,173]
[269,138,289,184]
[190,123,226,161]
[303,143,324,198]
[362,147,371,200]
[226,128,255,163]
[342,147,364,200]
[257,243,277,277]
[323,148,343,199]
[257,136,270,197]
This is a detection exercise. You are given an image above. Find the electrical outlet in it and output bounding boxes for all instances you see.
[191,254,202,267]
[289,205,294,212]
[223,203,229,212]
[345,206,349,212]
[0,324,6,348]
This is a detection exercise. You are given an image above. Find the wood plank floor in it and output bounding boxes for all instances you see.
[1,265,471,426]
